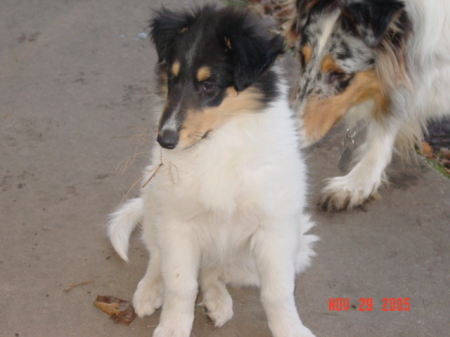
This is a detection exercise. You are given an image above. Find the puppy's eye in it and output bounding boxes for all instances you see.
[167,73,175,86]
[202,81,215,94]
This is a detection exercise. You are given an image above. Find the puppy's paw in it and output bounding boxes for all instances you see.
[201,292,233,327]
[292,326,316,337]
[271,323,316,337]
[133,278,163,318]
[153,324,190,337]
[319,174,381,211]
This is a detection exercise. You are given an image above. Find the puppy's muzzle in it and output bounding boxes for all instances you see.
[157,129,179,149]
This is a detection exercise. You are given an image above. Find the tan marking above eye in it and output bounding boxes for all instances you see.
[301,44,313,63]
[171,61,181,77]
[159,72,168,97]
[321,55,341,73]
[196,66,212,82]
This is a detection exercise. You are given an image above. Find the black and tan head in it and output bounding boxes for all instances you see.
[287,0,412,145]
[150,5,285,150]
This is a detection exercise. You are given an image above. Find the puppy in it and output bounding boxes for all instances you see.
[108,5,317,337]
[288,0,450,210]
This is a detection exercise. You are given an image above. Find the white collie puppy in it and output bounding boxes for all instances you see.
[108,5,317,337]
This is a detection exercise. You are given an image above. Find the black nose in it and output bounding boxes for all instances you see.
[157,129,179,149]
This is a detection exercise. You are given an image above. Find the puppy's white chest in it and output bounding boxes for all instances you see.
[162,153,256,217]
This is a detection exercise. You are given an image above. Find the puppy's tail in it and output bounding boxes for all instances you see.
[296,213,319,273]
[107,198,143,262]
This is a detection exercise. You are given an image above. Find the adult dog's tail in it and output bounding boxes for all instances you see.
[107,198,143,262]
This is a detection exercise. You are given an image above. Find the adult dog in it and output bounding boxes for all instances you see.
[108,5,317,337]
[288,0,450,210]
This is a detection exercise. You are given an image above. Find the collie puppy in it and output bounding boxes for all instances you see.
[108,5,317,337]
[287,0,450,210]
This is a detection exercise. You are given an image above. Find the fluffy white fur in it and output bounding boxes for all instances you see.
[108,72,318,337]
[320,0,450,209]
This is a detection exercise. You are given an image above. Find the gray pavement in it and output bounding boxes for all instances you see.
[1,1,449,336]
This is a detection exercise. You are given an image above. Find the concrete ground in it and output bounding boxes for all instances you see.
[1,0,449,336]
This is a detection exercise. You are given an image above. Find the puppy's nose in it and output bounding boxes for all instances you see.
[157,129,179,149]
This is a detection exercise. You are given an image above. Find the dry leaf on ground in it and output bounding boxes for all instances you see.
[438,147,450,160]
[422,142,434,157]
[94,295,136,325]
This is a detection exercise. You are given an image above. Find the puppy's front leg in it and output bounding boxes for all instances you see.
[253,224,315,337]
[153,223,200,337]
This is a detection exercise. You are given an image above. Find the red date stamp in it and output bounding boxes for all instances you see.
[328,298,410,311]
[381,298,410,311]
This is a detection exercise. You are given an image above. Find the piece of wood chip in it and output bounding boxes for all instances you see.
[93,295,137,325]
[64,280,94,292]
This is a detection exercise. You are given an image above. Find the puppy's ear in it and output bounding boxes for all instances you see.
[231,33,285,92]
[342,0,405,48]
[221,11,285,92]
[150,8,194,63]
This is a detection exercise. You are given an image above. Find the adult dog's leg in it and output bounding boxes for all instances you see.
[153,223,200,337]
[253,223,315,337]
[199,267,233,327]
[319,118,401,211]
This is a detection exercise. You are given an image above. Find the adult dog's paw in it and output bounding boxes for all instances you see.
[318,174,381,211]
